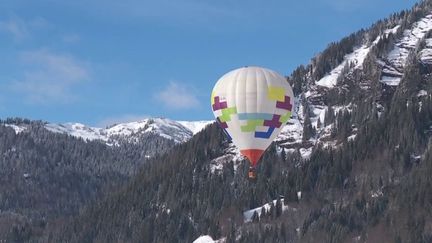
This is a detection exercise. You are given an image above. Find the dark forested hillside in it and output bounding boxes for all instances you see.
[46,94,432,243]
[3,1,432,243]
[0,118,171,242]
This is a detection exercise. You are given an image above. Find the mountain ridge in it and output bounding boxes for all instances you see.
[4,117,213,145]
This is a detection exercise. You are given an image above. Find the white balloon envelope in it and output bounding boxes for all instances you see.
[211,66,294,169]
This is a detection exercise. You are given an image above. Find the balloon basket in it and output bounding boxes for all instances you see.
[248,167,257,182]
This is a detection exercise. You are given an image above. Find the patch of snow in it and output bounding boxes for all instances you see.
[381,14,432,85]
[411,154,421,161]
[285,148,297,154]
[418,90,428,97]
[299,147,313,158]
[193,235,214,243]
[321,140,338,149]
[316,44,370,88]
[347,134,357,141]
[45,123,107,141]
[209,144,242,174]
[276,146,285,157]
[304,90,314,98]
[277,118,303,145]
[316,71,340,88]
[178,121,213,134]
[210,160,224,173]
[376,103,385,118]
[319,107,326,124]
[4,124,27,134]
[385,25,400,35]
[420,49,432,64]
[276,98,303,146]
[193,235,225,243]
[380,76,401,86]
[243,199,289,222]
[310,105,326,128]
[371,189,383,198]
[276,96,353,156]
[371,25,400,46]
[334,104,353,113]
[420,39,432,64]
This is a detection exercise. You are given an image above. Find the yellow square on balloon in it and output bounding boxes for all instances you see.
[267,87,285,102]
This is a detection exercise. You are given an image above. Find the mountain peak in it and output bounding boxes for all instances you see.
[44,118,213,145]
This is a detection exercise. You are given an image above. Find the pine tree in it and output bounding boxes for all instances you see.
[275,199,282,217]
[303,112,315,141]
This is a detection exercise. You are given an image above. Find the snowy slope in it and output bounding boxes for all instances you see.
[4,124,27,134]
[420,38,432,64]
[106,118,193,143]
[45,123,107,141]
[210,143,243,173]
[381,14,432,85]
[193,235,225,243]
[315,23,403,89]
[269,18,428,159]
[178,120,213,135]
[45,118,212,145]
[316,44,370,88]
[243,199,290,222]
[269,21,421,161]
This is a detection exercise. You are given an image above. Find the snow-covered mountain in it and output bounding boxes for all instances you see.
[44,118,213,145]
[280,13,432,153]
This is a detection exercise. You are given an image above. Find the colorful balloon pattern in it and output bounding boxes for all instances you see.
[211,66,294,167]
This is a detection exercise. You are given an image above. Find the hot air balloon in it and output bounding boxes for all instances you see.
[211,66,294,180]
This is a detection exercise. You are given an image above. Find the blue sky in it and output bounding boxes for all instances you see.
[0,0,419,126]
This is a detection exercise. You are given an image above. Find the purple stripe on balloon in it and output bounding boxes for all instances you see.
[276,96,292,111]
[216,117,228,129]
[212,96,227,111]
[264,114,282,128]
